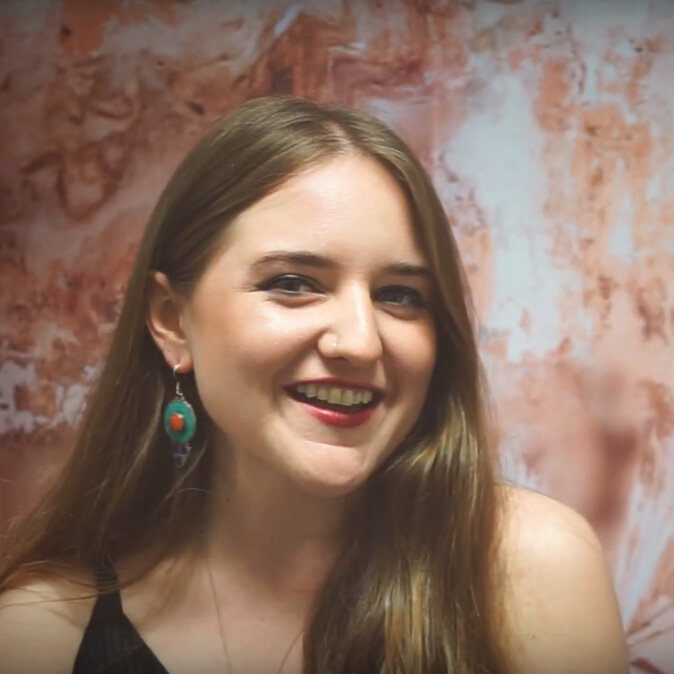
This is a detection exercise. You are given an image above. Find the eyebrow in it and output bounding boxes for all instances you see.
[250,251,432,279]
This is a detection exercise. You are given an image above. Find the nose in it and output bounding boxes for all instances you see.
[318,285,383,365]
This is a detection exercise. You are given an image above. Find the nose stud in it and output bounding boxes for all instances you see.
[319,332,342,359]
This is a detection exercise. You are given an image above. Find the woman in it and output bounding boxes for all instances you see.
[0,96,627,673]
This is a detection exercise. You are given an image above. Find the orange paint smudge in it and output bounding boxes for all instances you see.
[536,58,573,132]
[59,0,178,56]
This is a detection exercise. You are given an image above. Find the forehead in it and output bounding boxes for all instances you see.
[219,154,426,266]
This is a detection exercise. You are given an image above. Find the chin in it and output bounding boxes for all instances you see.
[293,458,375,499]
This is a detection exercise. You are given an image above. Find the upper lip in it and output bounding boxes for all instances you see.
[287,377,384,395]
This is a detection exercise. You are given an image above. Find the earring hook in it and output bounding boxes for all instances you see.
[172,363,184,399]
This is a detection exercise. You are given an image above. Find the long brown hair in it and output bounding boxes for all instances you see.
[1,96,508,673]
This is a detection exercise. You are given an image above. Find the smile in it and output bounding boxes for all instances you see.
[285,382,383,427]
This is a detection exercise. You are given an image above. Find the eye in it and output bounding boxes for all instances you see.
[375,285,426,309]
[258,274,321,295]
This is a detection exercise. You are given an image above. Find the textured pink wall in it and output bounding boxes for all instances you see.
[1,1,672,671]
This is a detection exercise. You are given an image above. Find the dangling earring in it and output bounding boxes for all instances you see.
[163,364,197,468]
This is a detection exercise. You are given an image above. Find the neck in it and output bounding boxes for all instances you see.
[204,444,347,596]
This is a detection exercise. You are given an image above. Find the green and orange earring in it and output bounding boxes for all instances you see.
[163,364,196,468]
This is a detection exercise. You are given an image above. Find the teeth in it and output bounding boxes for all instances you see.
[292,384,376,408]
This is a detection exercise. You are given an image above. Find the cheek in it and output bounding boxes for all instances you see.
[397,324,437,389]
[233,309,320,373]
[187,304,317,397]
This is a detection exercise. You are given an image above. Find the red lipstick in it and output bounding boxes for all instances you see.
[297,398,380,428]
[285,378,383,428]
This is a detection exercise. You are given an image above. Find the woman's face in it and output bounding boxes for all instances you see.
[180,153,436,497]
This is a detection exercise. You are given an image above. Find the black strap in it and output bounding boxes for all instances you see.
[91,559,124,620]
[72,560,169,674]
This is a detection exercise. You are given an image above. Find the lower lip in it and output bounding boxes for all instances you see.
[295,398,380,428]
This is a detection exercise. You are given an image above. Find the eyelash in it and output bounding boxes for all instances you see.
[375,285,426,308]
[258,274,318,294]
[257,274,426,309]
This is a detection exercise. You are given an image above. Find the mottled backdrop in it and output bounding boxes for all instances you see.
[0,0,672,671]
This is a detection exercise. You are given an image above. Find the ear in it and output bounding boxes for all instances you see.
[146,271,193,373]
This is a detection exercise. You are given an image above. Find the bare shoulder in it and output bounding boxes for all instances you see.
[497,485,629,674]
[500,485,604,552]
[0,571,95,674]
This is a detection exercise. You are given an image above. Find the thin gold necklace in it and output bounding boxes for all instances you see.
[207,560,303,674]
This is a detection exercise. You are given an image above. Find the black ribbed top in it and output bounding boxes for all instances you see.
[72,564,169,674]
